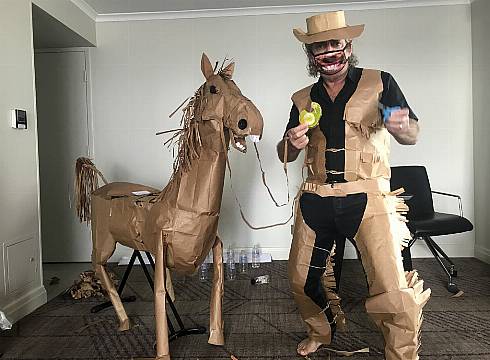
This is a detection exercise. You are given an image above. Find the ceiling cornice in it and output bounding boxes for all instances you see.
[70,0,97,21]
[72,0,471,23]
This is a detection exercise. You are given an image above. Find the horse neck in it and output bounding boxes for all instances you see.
[171,123,228,214]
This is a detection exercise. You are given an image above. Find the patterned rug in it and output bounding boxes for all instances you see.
[1,258,490,359]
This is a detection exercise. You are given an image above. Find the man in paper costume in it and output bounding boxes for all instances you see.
[277,10,431,359]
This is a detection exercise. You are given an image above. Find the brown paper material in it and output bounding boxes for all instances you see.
[75,53,263,359]
[293,11,364,44]
[69,270,118,299]
[154,240,170,360]
[208,235,225,345]
[288,199,336,344]
[323,346,370,356]
[292,69,391,184]
[287,68,430,359]
[321,245,347,332]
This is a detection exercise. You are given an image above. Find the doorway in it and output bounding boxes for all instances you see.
[34,50,93,299]
[31,2,96,302]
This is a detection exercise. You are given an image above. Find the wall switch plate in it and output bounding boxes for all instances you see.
[11,109,27,129]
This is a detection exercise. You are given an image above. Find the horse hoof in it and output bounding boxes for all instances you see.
[118,319,130,331]
[208,330,225,346]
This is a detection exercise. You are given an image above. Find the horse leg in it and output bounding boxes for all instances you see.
[93,242,131,331]
[208,235,225,345]
[92,199,130,331]
[165,267,175,302]
[154,239,170,360]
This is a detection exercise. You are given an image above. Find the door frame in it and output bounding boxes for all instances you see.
[33,48,94,264]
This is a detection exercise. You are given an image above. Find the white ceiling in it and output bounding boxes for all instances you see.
[82,0,462,14]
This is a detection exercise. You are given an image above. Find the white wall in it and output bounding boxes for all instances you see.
[90,3,474,261]
[0,0,96,323]
[472,0,490,264]
[0,0,46,322]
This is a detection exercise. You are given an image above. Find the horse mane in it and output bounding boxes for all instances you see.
[156,59,232,200]
[169,85,204,175]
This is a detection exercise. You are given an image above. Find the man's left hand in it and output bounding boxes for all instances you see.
[385,108,410,135]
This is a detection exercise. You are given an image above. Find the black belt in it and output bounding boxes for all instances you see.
[325,179,347,185]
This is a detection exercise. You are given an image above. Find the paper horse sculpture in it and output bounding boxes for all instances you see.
[74,53,263,360]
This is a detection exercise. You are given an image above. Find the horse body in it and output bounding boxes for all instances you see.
[76,54,263,360]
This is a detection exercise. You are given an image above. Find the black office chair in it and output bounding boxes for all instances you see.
[390,166,473,294]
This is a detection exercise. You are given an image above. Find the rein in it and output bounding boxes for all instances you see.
[159,88,296,230]
[252,141,290,207]
[218,122,295,230]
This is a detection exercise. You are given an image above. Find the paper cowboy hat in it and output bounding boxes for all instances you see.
[293,10,364,44]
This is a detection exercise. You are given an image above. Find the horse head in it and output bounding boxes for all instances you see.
[200,53,263,153]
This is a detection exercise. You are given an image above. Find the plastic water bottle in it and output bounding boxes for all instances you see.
[239,250,248,274]
[199,251,212,281]
[0,311,12,330]
[199,262,208,281]
[226,247,236,280]
[252,244,260,269]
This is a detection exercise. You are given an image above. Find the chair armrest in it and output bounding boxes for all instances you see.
[431,190,463,217]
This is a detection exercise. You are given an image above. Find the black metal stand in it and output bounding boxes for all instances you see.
[422,236,459,294]
[91,250,206,340]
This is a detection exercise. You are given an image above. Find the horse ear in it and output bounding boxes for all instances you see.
[222,62,235,79]
[201,53,214,80]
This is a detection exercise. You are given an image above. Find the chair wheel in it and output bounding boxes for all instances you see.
[447,283,459,294]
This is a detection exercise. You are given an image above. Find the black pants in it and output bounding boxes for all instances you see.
[299,192,368,320]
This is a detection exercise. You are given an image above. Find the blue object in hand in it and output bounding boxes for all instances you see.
[378,103,401,123]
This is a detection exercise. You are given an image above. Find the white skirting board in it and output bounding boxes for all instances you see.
[475,244,490,264]
[246,242,475,261]
[117,251,272,265]
[116,242,474,264]
[1,285,47,324]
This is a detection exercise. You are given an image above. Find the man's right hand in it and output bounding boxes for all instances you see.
[286,123,309,150]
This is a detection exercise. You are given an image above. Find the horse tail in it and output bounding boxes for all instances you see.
[74,157,109,223]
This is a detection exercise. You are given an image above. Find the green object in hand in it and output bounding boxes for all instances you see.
[299,102,322,128]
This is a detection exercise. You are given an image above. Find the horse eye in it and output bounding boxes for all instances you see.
[238,119,248,130]
[210,85,218,94]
